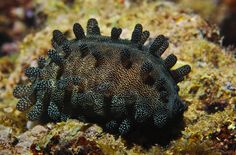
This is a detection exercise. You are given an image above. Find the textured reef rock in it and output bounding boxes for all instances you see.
[13,18,190,136]
[0,0,235,154]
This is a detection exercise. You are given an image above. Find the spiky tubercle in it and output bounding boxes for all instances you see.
[111,27,122,40]
[149,35,169,56]
[52,30,67,46]
[73,23,85,40]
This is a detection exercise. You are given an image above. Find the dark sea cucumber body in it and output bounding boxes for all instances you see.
[13,18,191,135]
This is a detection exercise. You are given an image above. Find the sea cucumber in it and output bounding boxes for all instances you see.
[13,18,191,135]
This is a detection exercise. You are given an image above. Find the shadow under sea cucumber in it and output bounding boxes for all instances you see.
[13,18,191,144]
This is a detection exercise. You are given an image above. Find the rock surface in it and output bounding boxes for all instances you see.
[0,0,235,154]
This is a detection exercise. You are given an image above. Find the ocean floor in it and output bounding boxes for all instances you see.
[0,0,235,154]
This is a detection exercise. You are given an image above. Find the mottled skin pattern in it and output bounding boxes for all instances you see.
[13,18,191,135]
